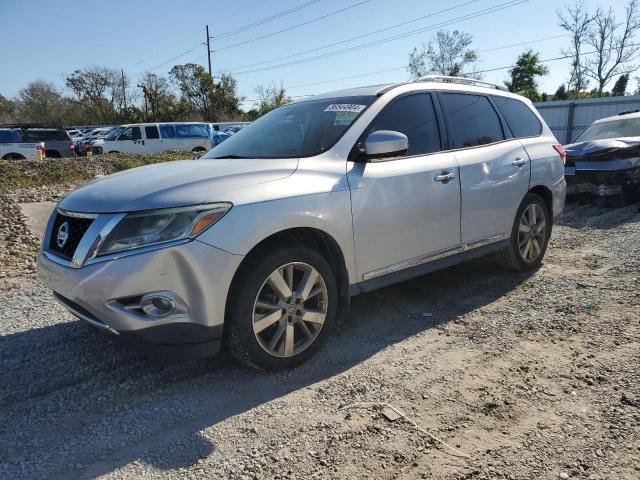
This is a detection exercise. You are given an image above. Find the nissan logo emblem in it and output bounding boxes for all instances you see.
[56,221,70,249]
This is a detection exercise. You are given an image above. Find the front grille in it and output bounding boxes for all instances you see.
[49,212,93,259]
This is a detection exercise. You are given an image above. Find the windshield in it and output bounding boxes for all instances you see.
[105,127,123,140]
[575,117,640,142]
[203,95,376,159]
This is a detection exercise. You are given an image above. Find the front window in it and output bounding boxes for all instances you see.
[106,127,123,140]
[204,95,376,159]
[574,117,640,142]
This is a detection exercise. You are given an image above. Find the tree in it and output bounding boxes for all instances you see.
[555,84,569,100]
[557,1,593,92]
[254,82,291,116]
[408,30,480,79]
[0,94,16,123]
[213,73,244,121]
[504,50,549,101]
[15,80,69,125]
[612,73,630,96]
[65,67,131,123]
[138,73,177,121]
[170,63,215,120]
[583,0,640,96]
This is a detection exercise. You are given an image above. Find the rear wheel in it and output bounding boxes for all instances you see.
[226,246,337,370]
[496,193,551,271]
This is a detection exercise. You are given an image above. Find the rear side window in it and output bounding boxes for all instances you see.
[23,129,67,141]
[145,126,160,139]
[366,93,441,156]
[492,96,541,138]
[175,124,210,138]
[160,125,176,138]
[0,130,22,143]
[441,93,504,148]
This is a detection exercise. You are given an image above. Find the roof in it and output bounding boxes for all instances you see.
[592,110,640,124]
[297,77,527,103]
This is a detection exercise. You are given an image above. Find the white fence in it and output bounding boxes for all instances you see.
[534,95,640,144]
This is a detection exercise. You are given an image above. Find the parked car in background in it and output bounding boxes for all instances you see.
[66,129,82,139]
[93,122,217,155]
[0,128,40,159]
[211,122,250,132]
[223,124,247,134]
[38,76,566,370]
[1,124,75,157]
[564,110,640,204]
[75,127,112,155]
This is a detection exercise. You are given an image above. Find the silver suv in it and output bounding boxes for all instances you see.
[38,76,566,370]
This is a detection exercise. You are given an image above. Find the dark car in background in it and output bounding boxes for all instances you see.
[2,124,75,158]
[564,111,640,205]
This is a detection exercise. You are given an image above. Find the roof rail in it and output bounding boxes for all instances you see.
[417,75,508,92]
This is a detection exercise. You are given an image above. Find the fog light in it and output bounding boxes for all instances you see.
[140,294,176,317]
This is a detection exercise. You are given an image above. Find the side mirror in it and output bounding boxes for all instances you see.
[363,130,408,161]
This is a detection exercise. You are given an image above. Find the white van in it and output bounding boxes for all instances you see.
[92,122,215,155]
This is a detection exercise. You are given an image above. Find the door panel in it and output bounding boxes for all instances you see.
[454,140,530,243]
[348,153,461,279]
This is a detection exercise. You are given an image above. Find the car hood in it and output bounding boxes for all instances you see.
[59,158,299,213]
[565,137,640,161]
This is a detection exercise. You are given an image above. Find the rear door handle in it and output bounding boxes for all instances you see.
[434,171,456,183]
[512,157,527,167]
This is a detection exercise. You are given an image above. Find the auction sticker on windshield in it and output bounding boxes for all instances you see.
[324,104,366,113]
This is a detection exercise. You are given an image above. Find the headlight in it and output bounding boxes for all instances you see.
[97,203,231,256]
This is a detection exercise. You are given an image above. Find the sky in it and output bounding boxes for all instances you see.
[0,0,631,110]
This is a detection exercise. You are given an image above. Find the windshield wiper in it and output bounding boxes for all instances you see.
[211,154,252,159]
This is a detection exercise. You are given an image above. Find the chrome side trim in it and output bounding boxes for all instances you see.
[362,244,463,281]
[362,234,510,281]
[463,233,508,251]
[57,208,98,219]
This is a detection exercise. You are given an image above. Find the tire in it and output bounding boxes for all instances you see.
[496,192,551,271]
[225,245,338,371]
[1,153,26,160]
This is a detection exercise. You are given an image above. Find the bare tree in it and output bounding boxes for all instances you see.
[253,82,290,116]
[557,1,593,92]
[408,30,481,79]
[65,67,127,123]
[16,80,69,125]
[583,0,640,95]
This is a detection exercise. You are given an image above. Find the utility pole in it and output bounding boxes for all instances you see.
[121,69,127,112]
[138,84,148,118]
[206,25,213,81]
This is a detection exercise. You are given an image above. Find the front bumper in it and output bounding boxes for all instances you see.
[565,158,640,196]
[38,239,243,361]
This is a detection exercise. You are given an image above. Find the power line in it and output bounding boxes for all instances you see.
[226,0,530,76]
[219,0,483,73]
[213,0,324,41]
[282,33,569,91]
[136,43,204,75]
[214,0,373,53]
[216,0,271,23]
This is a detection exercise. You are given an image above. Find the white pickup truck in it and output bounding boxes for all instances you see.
[0,129,39,159]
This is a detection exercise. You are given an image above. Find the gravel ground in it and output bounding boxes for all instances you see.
[0,202,639,480]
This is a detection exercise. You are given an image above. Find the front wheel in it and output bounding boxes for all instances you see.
[496,193,551,271]
[225,246,337,370]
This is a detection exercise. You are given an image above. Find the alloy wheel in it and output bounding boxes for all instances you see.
[252,262,328,358]
[518,203,547,262]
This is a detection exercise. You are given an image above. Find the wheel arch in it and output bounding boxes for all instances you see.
[528,184,553,215]
[226,227,351,320]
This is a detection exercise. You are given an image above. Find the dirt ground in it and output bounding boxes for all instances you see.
[0,201,639,480]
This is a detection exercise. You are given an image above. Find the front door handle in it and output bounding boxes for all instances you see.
[434,171,456,183]
[512,157,527,167]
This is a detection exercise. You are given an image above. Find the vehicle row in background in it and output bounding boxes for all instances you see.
[564,110,640,205]
[90,122,242,155]
[0,124,74,158]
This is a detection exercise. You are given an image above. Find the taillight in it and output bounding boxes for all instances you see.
[552,144,566,165]
[70,143,75,150]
